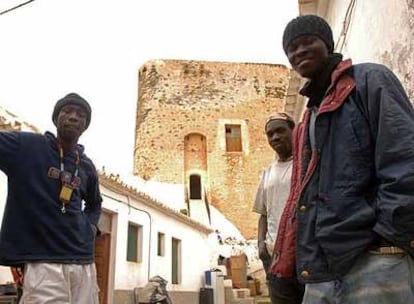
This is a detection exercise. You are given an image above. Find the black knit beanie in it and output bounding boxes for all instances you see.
[52,93,92,129]
[282,15,334,54]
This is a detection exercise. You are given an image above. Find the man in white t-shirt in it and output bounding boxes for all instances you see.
[253,112,304,304]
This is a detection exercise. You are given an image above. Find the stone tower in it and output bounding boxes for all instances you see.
[134,59,289,238]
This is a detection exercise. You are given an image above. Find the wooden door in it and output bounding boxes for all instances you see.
[95,233,111,304]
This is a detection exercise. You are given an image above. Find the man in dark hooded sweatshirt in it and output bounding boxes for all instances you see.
[269,15,414,304]
[0,93,102,303]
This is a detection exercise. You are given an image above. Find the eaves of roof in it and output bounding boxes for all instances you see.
[0,106,39,132]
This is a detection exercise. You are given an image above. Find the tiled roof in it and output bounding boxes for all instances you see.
[0,106,39,132]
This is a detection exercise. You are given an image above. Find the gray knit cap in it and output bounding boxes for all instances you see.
[52,93,92,129]
[282,15,334,54]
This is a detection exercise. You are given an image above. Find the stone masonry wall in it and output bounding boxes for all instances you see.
[134,59,289,238]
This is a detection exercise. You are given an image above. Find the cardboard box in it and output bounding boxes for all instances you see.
[228,255,248,288]
[248,280,256,297]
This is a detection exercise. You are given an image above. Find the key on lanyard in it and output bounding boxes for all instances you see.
[59,184,73,213]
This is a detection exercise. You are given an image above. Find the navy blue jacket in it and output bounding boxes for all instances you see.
[0,131,102,265]
[271,59,414,283]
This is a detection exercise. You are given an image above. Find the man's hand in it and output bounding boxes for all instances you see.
[258,241,271,261]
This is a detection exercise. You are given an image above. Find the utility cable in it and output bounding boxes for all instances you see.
[335,0,357,53]
[0,0,36,16]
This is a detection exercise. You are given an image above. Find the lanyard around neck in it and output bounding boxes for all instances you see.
[56,143,81,213]
[57,143,80,178]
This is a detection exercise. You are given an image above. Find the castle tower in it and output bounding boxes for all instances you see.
[134,59,289,238]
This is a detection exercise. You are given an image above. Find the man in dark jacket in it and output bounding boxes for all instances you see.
[270,15,414,303]
[0,93,102,303]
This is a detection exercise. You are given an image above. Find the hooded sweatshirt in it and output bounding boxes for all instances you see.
[0,131,102,265]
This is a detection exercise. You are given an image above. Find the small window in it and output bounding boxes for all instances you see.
[189,174,202,199]
[157,232,165,256]
[172,238,182,284]
[127,223,142,262]
[225,124,242,152]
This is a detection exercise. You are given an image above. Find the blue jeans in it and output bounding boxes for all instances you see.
[302,252,414,304]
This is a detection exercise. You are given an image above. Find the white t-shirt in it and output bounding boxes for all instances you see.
[252,159,292,255]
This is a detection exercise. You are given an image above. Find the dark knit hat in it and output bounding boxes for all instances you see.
[52,93,92,129]
[282,15,334,54]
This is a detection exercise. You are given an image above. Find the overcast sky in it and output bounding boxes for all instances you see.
[0,0,298,176]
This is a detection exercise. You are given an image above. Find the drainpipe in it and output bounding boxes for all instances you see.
[101,193,152,281]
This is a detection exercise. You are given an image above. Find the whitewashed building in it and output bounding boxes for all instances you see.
[96,172,215,303]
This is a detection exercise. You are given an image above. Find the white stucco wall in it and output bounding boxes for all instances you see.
[323,0,414,100]
[101,186,212,292]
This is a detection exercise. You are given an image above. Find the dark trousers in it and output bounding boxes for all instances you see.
[261,256,304,304]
